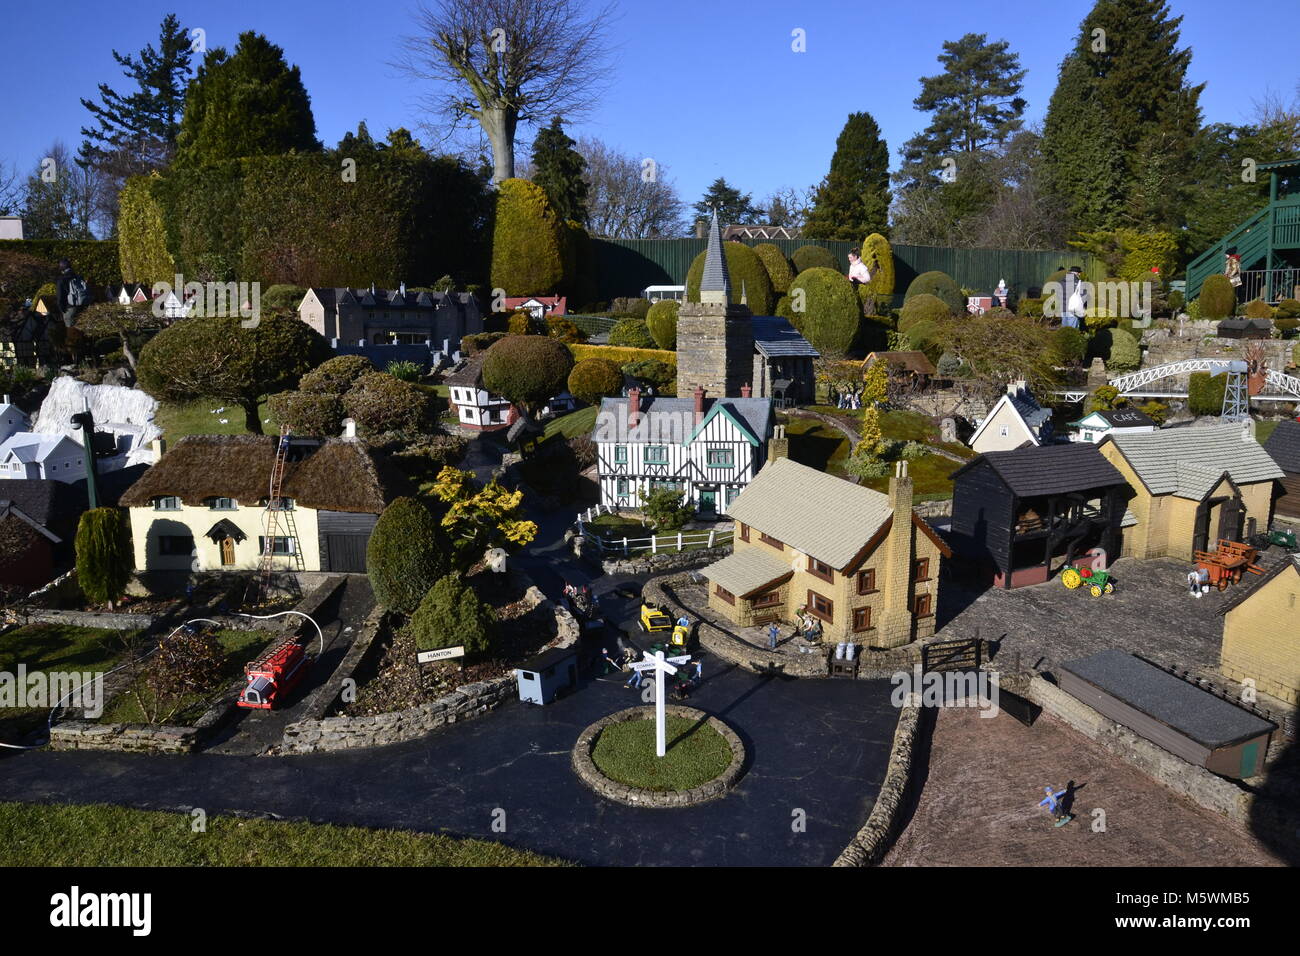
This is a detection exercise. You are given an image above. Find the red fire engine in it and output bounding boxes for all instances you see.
[238,638,310,710]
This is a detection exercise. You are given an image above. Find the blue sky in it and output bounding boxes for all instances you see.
[1,0,1295,215]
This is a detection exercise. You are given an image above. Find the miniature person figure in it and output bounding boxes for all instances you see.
[847,248,871,286]
[1225,247,1242,288]
[625,666,645,690]
[767,621,780,650]
[993,278,1009,308]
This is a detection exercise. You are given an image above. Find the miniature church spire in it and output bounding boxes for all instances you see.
[699,207,731,306]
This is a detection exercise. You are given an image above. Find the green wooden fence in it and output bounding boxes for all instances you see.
[591,237,1097,307]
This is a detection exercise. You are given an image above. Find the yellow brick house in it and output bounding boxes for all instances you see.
[1218,557,1300,705]
[701,457,951,648]
[1097,425,1283,560]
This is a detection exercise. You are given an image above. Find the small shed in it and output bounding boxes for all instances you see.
[515,646,578,705]
[1059,649,1275,779]
[1216,317,1272,340]
[1262,418,1300,520]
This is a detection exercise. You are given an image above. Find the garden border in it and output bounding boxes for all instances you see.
[833,696,923,866]
[571,705,745,808]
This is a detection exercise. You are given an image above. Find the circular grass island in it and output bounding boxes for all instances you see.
[572,706,746,808]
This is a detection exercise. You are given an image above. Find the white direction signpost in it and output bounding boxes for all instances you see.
[416,646,466,664]
[630,650,693,757]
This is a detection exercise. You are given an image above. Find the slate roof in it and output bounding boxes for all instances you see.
[0,433,82,464]
[308,287,475,311]
[751,317,819,358]
[725,458,894,568]
[0,399,29,424]
[699,210,731,297]
[1091,408,1156,429]
[952,443,1128,498]
[1062,649,1276,748]
[1262,418,1300,473]
[703,546,794,597]
[1008,390,1052,429]
[443,354,486,388]
[0,479,79,530]
[1218,555,1300,615]
[1104,425,1284,497]
[596,396,774,445]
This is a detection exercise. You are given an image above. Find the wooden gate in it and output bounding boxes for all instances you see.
[922,637,983,673]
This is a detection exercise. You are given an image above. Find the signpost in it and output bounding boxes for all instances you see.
[417,646,466,665]
[629,649,692,757]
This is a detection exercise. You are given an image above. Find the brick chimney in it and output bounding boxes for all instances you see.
[876,460,916,650]
[693,385,705,427]
[629,387,641,429]
[767,424,788,461]
[740,382,752,398]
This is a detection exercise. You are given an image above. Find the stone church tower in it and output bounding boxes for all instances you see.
[676,210,754,399]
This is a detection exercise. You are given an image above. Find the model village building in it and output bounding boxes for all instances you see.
[1097,424,1283,559]
[1067,407,1157,444]
[298,285,483,346]
[1262,418,1300,520]
[594,386,776,517]
[120,434,410,574]
[950,443,1130,589]
[444,353,516,432]
[703,458,950,647]
[967,380,1052,454]
[1218,556,1300,706]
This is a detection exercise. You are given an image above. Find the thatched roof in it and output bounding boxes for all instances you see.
[120,435,411,514]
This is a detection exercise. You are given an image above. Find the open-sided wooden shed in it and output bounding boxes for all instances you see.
[1059,649,1276,779]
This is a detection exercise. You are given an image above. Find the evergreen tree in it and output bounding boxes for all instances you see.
[530,117,589,225]
[692,177,763,227]
[75,508,133,609]
[1040,0,1203,234]
[804,112,891,241]
[896,33,1027,189]
[174,32,320,166]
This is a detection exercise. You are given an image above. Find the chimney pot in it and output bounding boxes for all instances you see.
[629,387,642,429]
[342,417,357,439]
[693,386,705,426]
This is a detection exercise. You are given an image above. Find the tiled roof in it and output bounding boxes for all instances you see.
[1105,425,1284,497]
[0,478,78,529]
[0,433,80,464]
[443,354,485,387]
[1093,408,1156,428]
[751,317,819,358]
[1062,649,1276,748]
[725,457,894,569]
[1009,391,1052,428]
[308,287,473,311]
[699,210,731,297]
[1262,418,1300,473]
[953,443,1128,498]
[596,396,773,445]
[702,546,793,597]
[1218,555,1300,615]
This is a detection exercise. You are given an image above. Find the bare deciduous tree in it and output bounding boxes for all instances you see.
[578,137,684,239]
[399,0,617,184]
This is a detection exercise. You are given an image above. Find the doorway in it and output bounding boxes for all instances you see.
[698,488,717,518]
[221,537,236,566]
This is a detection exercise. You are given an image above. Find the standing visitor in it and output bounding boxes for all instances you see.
[54,258,89,327]
[1062,266,1088,329]
[847,248,871,286]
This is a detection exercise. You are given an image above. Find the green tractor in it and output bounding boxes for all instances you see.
[1251,525,1298,552]
[1061,564,1114,597]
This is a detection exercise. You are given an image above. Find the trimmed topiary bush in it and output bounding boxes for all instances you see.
[490,177,566,296]
[482,334,575,414]
[460,331,507,355]
[622,358,675,393]
[268,391,345,437]
[899,293,951,331]
[790,244,840,275]
[1102,326,1141,372]
[408,574,496,656]
[1199,274,1237,320]
[752,243,794,294]
[684,242,774,316]
[645,299,680,350]
[860,233,894,295]
[1244,298,1273,319]
[904,270,964,315]
[608,318,656,349]
[367,497,449,614]
[75,508,132,608]
[298,354,376,395]
[1276,298,1300,320]
[342,372,434,439]
[786,267,861,356]
[567,357,624,405]
[1049,326,1088,366]
[1188,371,1227,416]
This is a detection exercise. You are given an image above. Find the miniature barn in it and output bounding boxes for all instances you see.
[949,443,1128,588]
[1218,556,1300,705]
[1059,649,1275,779]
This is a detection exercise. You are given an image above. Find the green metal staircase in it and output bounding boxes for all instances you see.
[1186,206,1271,299]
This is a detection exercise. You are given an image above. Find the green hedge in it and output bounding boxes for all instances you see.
[0,239,122,294]
[568,343,676,370]
[904,270,964,315]
[490,178,566,296]
[787,267,861,356]
[752,243,794,294]
[1198,274,1237,320]
[790,245,840,274]
[119,153,489,288]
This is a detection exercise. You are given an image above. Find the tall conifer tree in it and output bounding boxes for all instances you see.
[804,112,891,240]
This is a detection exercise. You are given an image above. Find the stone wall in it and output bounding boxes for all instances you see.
[834,699,922,866]
[600,545,731,576]
[19,608,155,631]
[49,721,198,754]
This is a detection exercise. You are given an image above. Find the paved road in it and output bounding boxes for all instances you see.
[0,667,898,866]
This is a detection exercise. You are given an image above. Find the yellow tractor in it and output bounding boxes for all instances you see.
[639,602,673,634]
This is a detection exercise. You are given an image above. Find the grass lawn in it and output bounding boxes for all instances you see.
[0,625,134,741]
[881,408,974,459]
[0,802,565,866]
[154,398,272,443]
[543,405,598,440]
[101,629,278,726]
[591,715,732,792]
[859,451,959,500]
[1256,420,1280,445]
[782,414,852,476]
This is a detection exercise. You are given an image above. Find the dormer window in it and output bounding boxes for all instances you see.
[207,497,236,511]
[154,496,180,511]
[264,497,295,511]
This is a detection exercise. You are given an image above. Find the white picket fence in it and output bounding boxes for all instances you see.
[575,506,732,557]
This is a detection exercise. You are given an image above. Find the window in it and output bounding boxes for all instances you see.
[208,497,236,511]
[999,425,1009,437]
[646,445,669,464]
[616,478,631,499]
[914,557,930,582]
[154,496,180,511]
[761,532,783,551]
[853,607,873,632]
[649,480,683,494]
[158,535,194,556]
[739,523,749,542]
[725,485,741,506]
[809,558,834,584]
[265,497,295,511]
[715,584,735,605]
[914,593,933,618]
[614,445,628,464]
[258,536,297,556]
[806,590,833,623]
[706,448,734,468]
[752,590,782,609]
[857,568,877,594]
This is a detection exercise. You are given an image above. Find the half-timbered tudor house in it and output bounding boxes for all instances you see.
[594,385,775,518]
